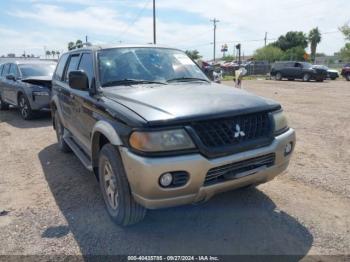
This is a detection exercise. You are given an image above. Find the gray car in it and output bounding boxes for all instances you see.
[0,61,56,119]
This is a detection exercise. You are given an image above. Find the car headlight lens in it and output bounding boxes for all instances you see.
[33,91,49,96]
[129,129,195,152]
[272,111,288,134]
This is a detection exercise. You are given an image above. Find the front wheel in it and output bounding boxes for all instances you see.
[275,72,282,81]
[18,94,34,120]
[99,144,146,226]
[302,73,311,82]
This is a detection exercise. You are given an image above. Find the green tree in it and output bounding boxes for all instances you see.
[281,46,306,61]
[272,31,308,51]
[308,27,321,62]
[222,55,234,62]
[185,49,202,60]
[253,45,284,62]
[45,50,51,58]
[339,23,350,41]
[76,39,83,48]
[339,43,350,61]
[68,42,75,50]
[51,50,56,58]
[56,51,60,58]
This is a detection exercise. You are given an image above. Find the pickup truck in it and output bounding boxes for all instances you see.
[51,45,296,226]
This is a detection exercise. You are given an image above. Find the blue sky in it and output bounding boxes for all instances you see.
[0,0,349,59]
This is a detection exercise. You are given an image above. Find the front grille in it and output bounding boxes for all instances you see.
[191,111,272,153]
[204,153,275,186]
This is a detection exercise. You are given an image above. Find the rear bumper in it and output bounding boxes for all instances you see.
[120,128,296,209]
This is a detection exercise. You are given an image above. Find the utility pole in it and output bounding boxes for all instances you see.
[85,35,88,43]
[264,32,267,47]
[153,0,156,44]
[210,18,219,61]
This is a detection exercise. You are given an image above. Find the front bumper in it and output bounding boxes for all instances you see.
[29,92,51,110]
[120,128,296,209]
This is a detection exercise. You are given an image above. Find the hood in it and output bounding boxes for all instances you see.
[102,83,280,124]
[21,76,52,89]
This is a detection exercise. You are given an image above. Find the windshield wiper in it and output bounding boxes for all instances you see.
[102,79,167,87]
[166,77,210,83]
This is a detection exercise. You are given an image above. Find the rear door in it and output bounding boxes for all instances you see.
[7,64,20,104]
[0,64,8,100]
[1,64,15,104]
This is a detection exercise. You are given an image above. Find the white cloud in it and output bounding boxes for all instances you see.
[1,0,349,59]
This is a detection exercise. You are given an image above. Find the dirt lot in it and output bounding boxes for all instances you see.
[0,79,349,258]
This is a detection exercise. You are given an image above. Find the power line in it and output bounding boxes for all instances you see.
[117,0,151,41]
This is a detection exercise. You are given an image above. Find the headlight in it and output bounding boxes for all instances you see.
[272,111,288,134]
[129,129,195,152]
[33,91,49,96]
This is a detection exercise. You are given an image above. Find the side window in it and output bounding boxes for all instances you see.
[9,64,19,77]
[78,53,94,87]
[2,64,10,76]
[65,54,80,82]
[295,63,302,68]
[54,53,69,81]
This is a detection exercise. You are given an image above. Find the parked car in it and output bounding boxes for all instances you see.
[0,61,56,119]
[51,45,295,226]
[313,65,339,80]
[271,61,327,82]
[341,63,350,81]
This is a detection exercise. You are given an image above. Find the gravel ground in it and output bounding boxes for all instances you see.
[0,79,349,258]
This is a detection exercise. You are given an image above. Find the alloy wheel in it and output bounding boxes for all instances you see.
[103,160,119,210]
[19,97,28,118]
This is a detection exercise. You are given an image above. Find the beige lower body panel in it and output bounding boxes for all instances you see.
[120,128,295,209]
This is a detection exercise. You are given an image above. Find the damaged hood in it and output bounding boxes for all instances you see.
[102,82,281,124]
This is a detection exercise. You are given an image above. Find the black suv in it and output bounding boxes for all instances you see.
[271,61,327,82]
[51,45,295,226]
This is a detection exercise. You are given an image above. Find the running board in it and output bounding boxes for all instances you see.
[63,133,93,171]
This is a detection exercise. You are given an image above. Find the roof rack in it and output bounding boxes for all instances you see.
[70,42,92,50]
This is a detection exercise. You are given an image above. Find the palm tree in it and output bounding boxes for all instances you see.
[308,27,321,63]
[56,51,60,58]
[45,50,51,59]
[68,42,75,50]
[51,51,56,59]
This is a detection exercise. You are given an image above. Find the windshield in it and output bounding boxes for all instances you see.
[98,47,208,87]
[19,63,56,78]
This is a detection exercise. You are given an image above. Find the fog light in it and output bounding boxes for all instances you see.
[159,173,173,187]
[285,142,293,155]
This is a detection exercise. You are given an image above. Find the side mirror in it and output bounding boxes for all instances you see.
[6,74,16,81]
[68,70,89,91]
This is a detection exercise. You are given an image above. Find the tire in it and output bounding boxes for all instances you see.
[54,111,71,153]
[0,95,9,110]
[98,144,146,226]
[18,94,34,120]
[275,72,282,81]
[346,74,350,81]
[302,73,311,82]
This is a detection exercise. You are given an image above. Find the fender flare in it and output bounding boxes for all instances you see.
[91,120,123,170]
